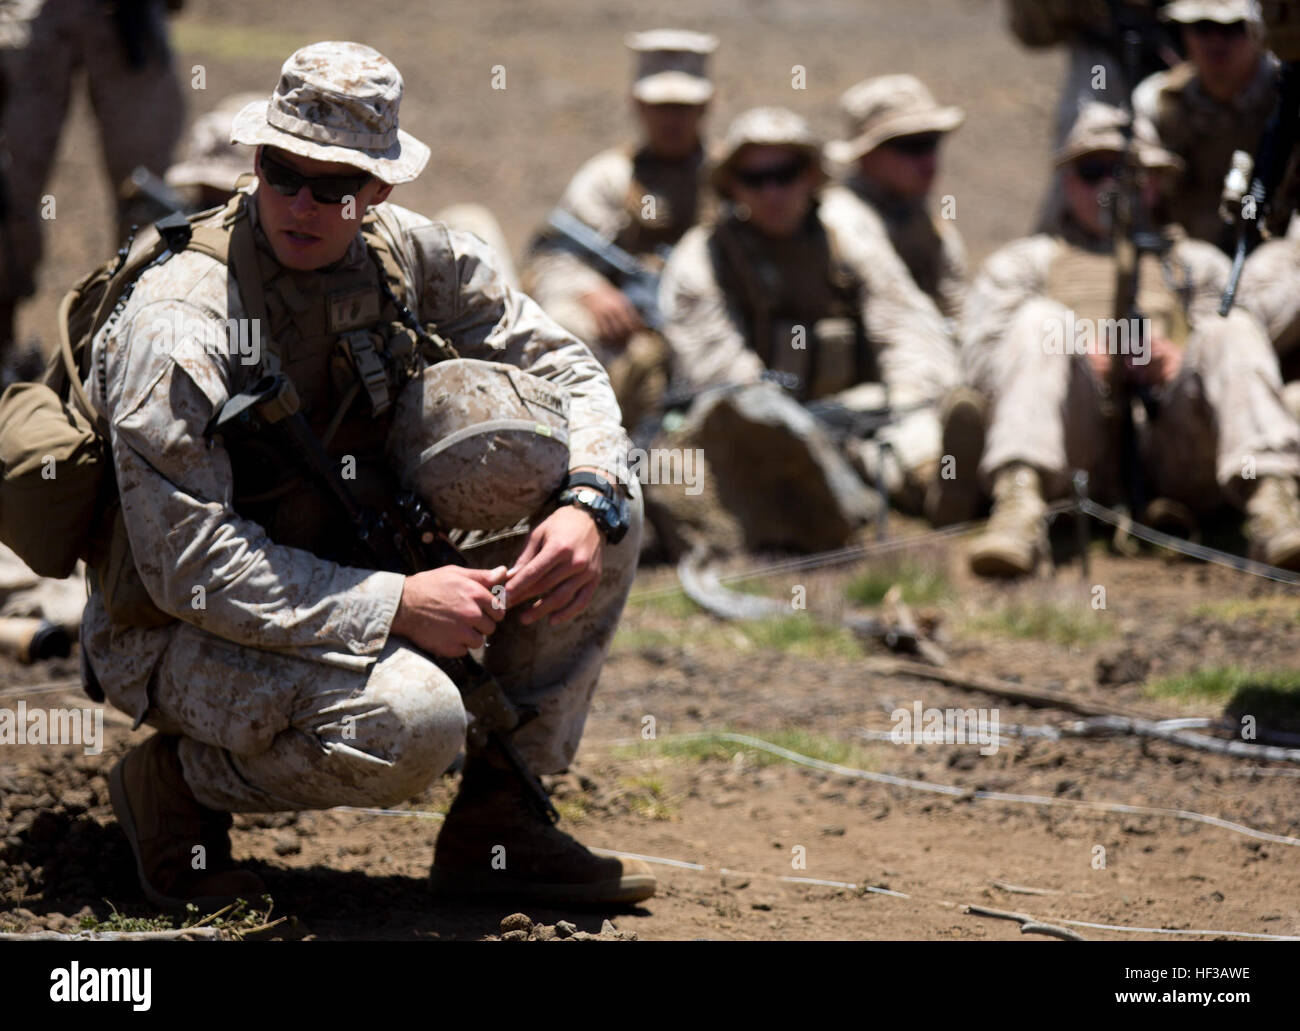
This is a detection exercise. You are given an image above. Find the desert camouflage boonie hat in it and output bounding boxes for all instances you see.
[231,41,429,185]
[1161,0,1261,24]
[627,28,718,105]
[825,74,965,166]
[166,92,261,193]
[710,107,827,194]
[1054,101,1183,171]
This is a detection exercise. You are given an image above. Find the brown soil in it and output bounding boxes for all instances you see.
[4,1,1299,942]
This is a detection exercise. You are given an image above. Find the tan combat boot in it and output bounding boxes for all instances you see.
[925,386,987,527]
[109,733,266,911]
[968,462,1048,577]
[1244,476,1300,571]
[431,754,657,905]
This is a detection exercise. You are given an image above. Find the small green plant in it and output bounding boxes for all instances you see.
[964,601,1114,647]
[845,559,951,606]
[1145,667,1300,704]
[616,728,876,771]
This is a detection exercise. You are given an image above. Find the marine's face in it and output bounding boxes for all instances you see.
[1064,150,1162,238]
[1182,19,1259,86]
[254,146,394,270]
[857,132,943,201]
[728,144,818,238]
[636,100,707,160]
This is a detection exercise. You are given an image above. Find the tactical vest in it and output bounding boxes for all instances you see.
[1044,238,1192,351]
[614,144,714,264]
[708,206,873,401]
[217,198,457,566]
[1155,60,1275,252]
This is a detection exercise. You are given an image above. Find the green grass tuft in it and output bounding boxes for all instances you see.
[1145,666,1300,704]
[844,559,951,607]
[964,601,1114,647]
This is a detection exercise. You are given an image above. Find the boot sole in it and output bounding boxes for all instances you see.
[429,866,657,906]
[109,754,262,914]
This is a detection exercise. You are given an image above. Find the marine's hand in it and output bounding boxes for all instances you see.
[579,281,642,345]
[1127,334,1181,387]
[391,565,508,657]
[505,505,604,627]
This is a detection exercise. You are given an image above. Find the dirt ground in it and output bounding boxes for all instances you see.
[2,1,1299,942]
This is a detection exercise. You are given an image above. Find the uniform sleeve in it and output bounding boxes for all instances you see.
[101,285,405,654]
[823,190,960,405]
[961,236,1057,374]
[1175,237,1235,329]
[1237,237,1300,355]
[658,226,765,392]
[936,218,970,326]
[405,220,630,481]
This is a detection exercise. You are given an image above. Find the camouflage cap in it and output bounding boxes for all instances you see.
[626,28,718,105]
[230,41,429,184]
[825,75,964,166]
[165,92,262,193]
[1161,0,1261,23]
[1054,101,1183,171]
[710,107,827,194]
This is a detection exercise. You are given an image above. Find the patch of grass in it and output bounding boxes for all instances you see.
[1145,667,1300,704]
[616,728,876,771]
[738,614,862,658]
[80,903,173,934]
[619,775,680,821]
[624,587,702,619]
[554,797,595,824]
[172,21,308,62]
[845,559,951,607]
[964,601,1114,647]
[1191,597,1300,627]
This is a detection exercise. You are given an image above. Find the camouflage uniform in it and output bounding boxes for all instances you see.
[659,108,960,536]
[966,103,1300,575]
[1007,0,1178,231]
[85,44,640,815]
[0,0,183,329]
[1133,1,1275,253]
[827,74,968,325]
[520,30,717,430]
[1234,219,1300,421]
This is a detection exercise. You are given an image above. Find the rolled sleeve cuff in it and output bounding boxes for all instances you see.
[341,570,406,655]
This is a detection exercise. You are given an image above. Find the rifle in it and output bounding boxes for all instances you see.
[544,207,665,332]
[1106,16,1168,524]
[1218,54,1300,314]
[120,166,191,220]
[211,372,560,824]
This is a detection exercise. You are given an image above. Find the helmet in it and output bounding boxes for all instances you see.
[386,359,571,530]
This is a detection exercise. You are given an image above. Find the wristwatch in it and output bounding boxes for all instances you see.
[556,472,631,545]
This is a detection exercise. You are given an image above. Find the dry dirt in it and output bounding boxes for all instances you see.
[3,1,1299,942]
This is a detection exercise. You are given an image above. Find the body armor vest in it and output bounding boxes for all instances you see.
[1156,60,1275,253]
[1044,237,1192,351]
[708,206,873,401]
[218,198,450,565]
[850,177,952,316]
[615,144,714,264]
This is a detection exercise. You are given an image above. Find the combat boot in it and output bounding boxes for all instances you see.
[925,386,987,527]
[1244,476,1300,571]
[109,733,266,911]
[968,462,1048,577]
[430,754,656,905]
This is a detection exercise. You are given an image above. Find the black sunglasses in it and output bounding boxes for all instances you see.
[258,149,371,204]
[732,156,810,189]
[883,133,942,157]
[1074,159,1122,185]
[1187,19,1248,39]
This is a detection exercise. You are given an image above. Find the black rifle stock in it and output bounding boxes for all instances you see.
[544,207,665,332]
[212,373,560,824]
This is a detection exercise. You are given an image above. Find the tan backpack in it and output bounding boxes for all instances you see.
[0,196,244,591]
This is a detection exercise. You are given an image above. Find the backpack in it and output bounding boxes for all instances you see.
[0,191,419,608]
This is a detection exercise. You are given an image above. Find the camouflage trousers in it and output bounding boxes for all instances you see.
[966,298,1300,507]
[92,481,643,813]
[0,0,183,303]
